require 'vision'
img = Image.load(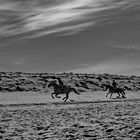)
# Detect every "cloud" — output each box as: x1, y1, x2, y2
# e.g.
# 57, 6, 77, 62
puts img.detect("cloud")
9, 58, 26, 66
0, 0, 140, 39
110, 44, 140, 51
23, 22, 94, 38
67, 54, 140, 76
11, 61, 24, 66
68, 62, 140, 76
